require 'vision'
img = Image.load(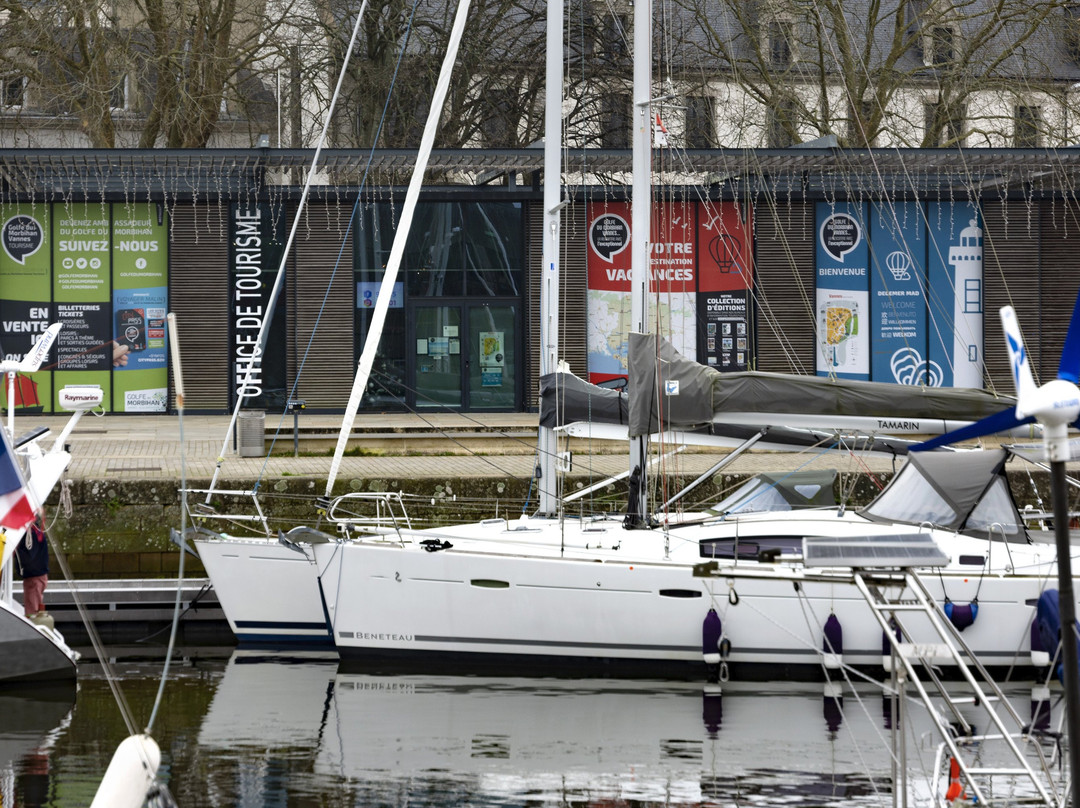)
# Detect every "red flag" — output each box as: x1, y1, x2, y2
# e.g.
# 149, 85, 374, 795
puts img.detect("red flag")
0, 428, 34, 531
654, 112, 670, 147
